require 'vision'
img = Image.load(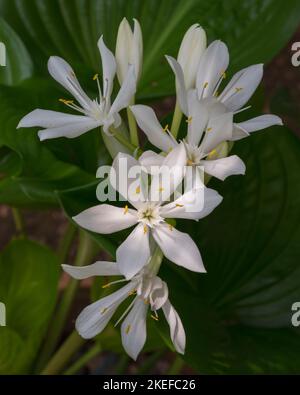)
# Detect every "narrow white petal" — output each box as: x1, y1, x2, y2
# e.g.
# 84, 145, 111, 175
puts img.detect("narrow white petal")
133, 18, 143, 81
139, 150, 165, 174
130, 104, 176, 152
110, 65, 136, 115
47, 56, 92, 110
73, 204, 138, 234
161, 186, 222, 220
76, 282, 134, 339
62, 261, 121, 279
149, 278, 169, 310
121, 298, 148, 360
201, 155, 246, 180
115, 18, 132, 84
152, 223, 205, 273
200, 112, 233, 154
162, 300, 186, 354
165, 55, 188, 115
219, 64, 263, 111
38, 118, 101, 141
117, 223, 151, 279
186, 90, 209, 146
17, 109, 91, 129
234, 114, 283, 135
196, 40, 229, 99
98, 36, 117, 101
